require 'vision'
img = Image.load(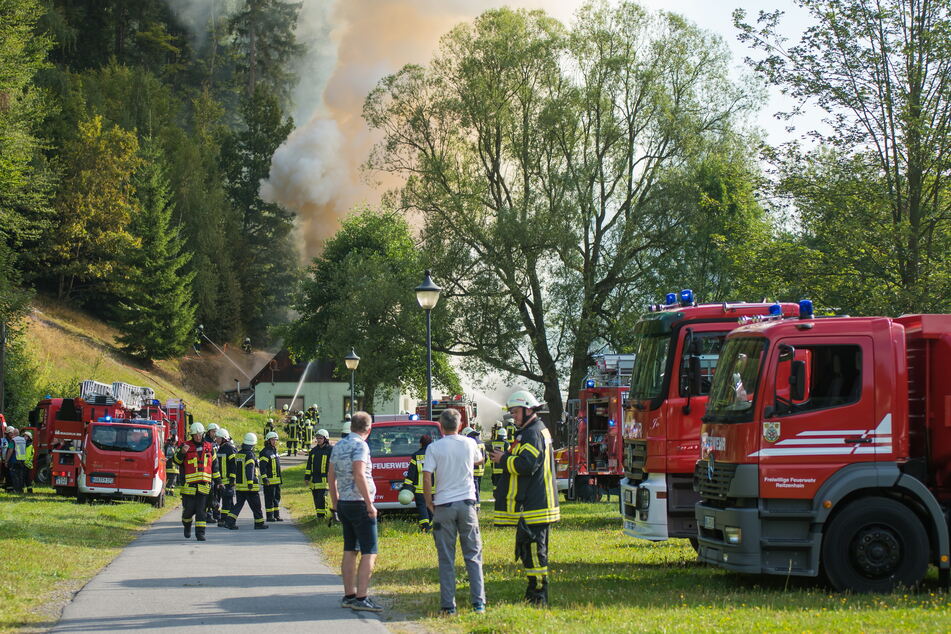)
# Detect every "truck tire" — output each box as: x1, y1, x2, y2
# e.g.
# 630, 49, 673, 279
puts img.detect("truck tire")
151, 492, 165, 508
36, 456, 51, 485
821, 497, 928, 593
